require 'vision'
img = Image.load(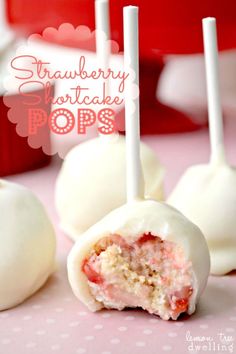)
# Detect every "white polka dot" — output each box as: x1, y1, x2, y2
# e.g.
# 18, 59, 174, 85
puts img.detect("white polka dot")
162, 345, 172, 351
55, 308, 64, 313
101, 313, 111, 318
12, 327, 22, 332
51, 344, 60, 351
26, 342, 36, 348
46, 318, 55, 324
64, 297, 72, 302
85, 336, 94, 341
136, 341, 146, 347
77, 349, 86, 354
36, 330, 46, 336
230, 316, 236, 321
110, 338, 120, 344
168, 332, 177, 338
204, 315, 213, 320
225, 328, 235, 333
32, 304, 42, 310
118, 326, 127, 332
199, 324, 209, 329
149, 318, 158, 324
143, 329, 153, 335
1, 338, 11, 345
174, 322, 184, 327
69, 321, 80, 327
61, 333, 70, 339
23, 315, 32, 321
94, 324, 103, 330
78, 311, 87, 316
216, 281, 224, 287
125, 316, 134, 321
0, 313, 9, 319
